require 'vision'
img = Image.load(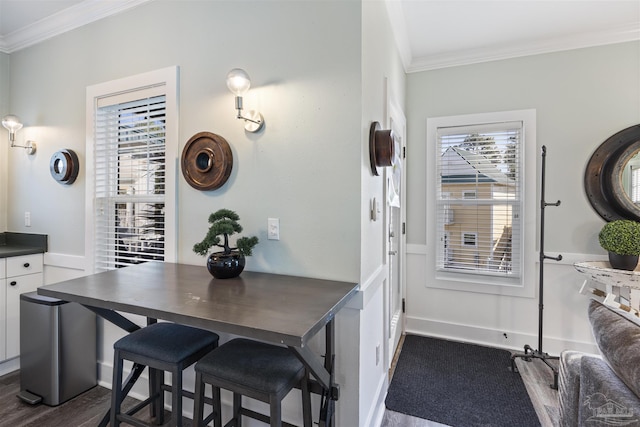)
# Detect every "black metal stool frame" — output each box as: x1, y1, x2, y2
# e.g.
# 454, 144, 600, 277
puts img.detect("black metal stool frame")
111, 339, 216, 427
84, 297, 342, 427
89, 311, 219, 427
